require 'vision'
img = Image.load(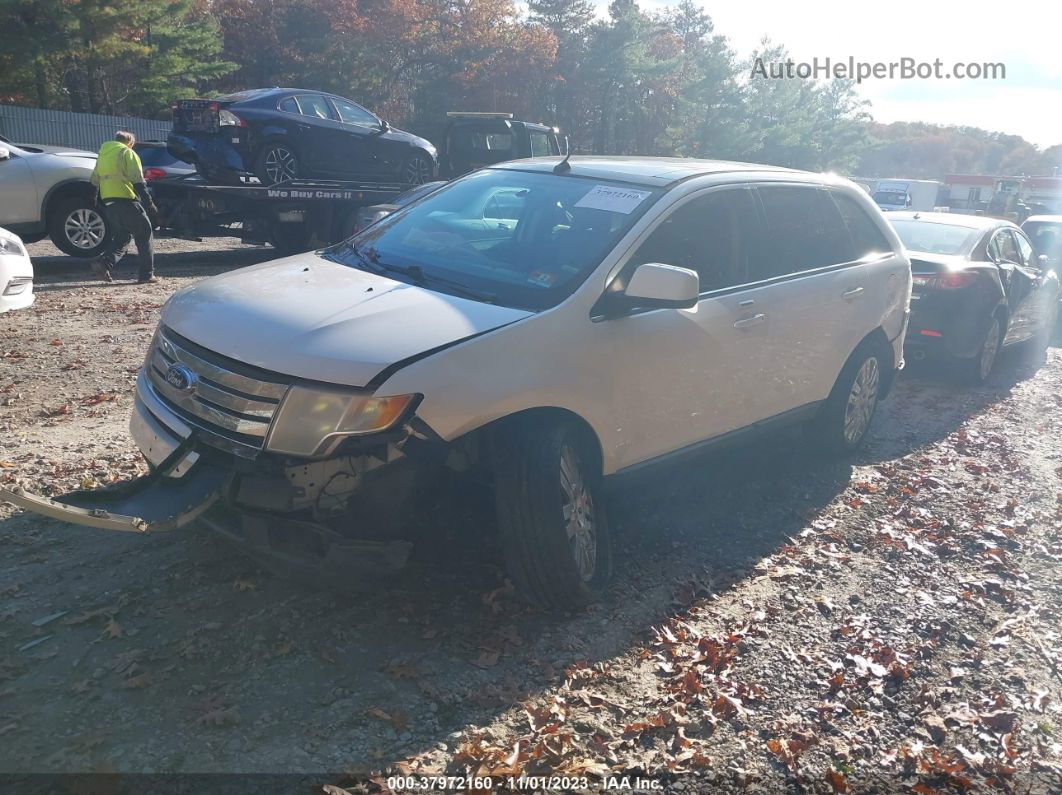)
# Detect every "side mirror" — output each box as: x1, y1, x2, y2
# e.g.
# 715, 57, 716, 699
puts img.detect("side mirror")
0, 146, 9, 161
1040, 254, 1051, 267
375, 119, 390, 135
617, 263, 699, 312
